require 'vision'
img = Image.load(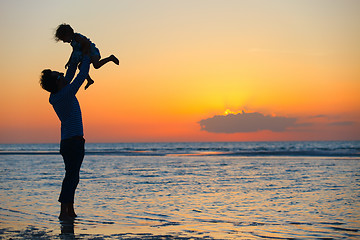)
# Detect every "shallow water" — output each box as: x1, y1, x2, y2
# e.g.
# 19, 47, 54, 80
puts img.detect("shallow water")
1, 142, 360, 239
